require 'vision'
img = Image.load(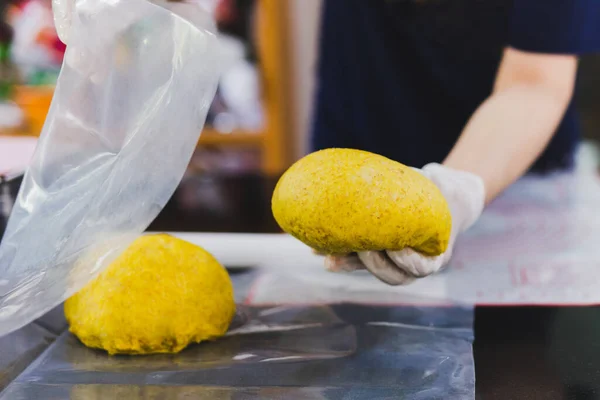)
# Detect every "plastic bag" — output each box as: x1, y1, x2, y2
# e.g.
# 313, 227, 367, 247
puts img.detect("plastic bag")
0, 0, 220, 337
